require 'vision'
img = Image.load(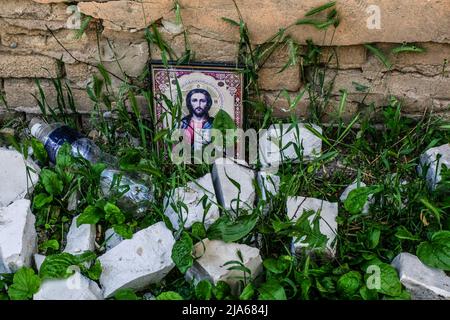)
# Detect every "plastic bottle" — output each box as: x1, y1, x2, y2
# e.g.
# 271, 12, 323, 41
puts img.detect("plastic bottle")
29, 118, 153, 214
